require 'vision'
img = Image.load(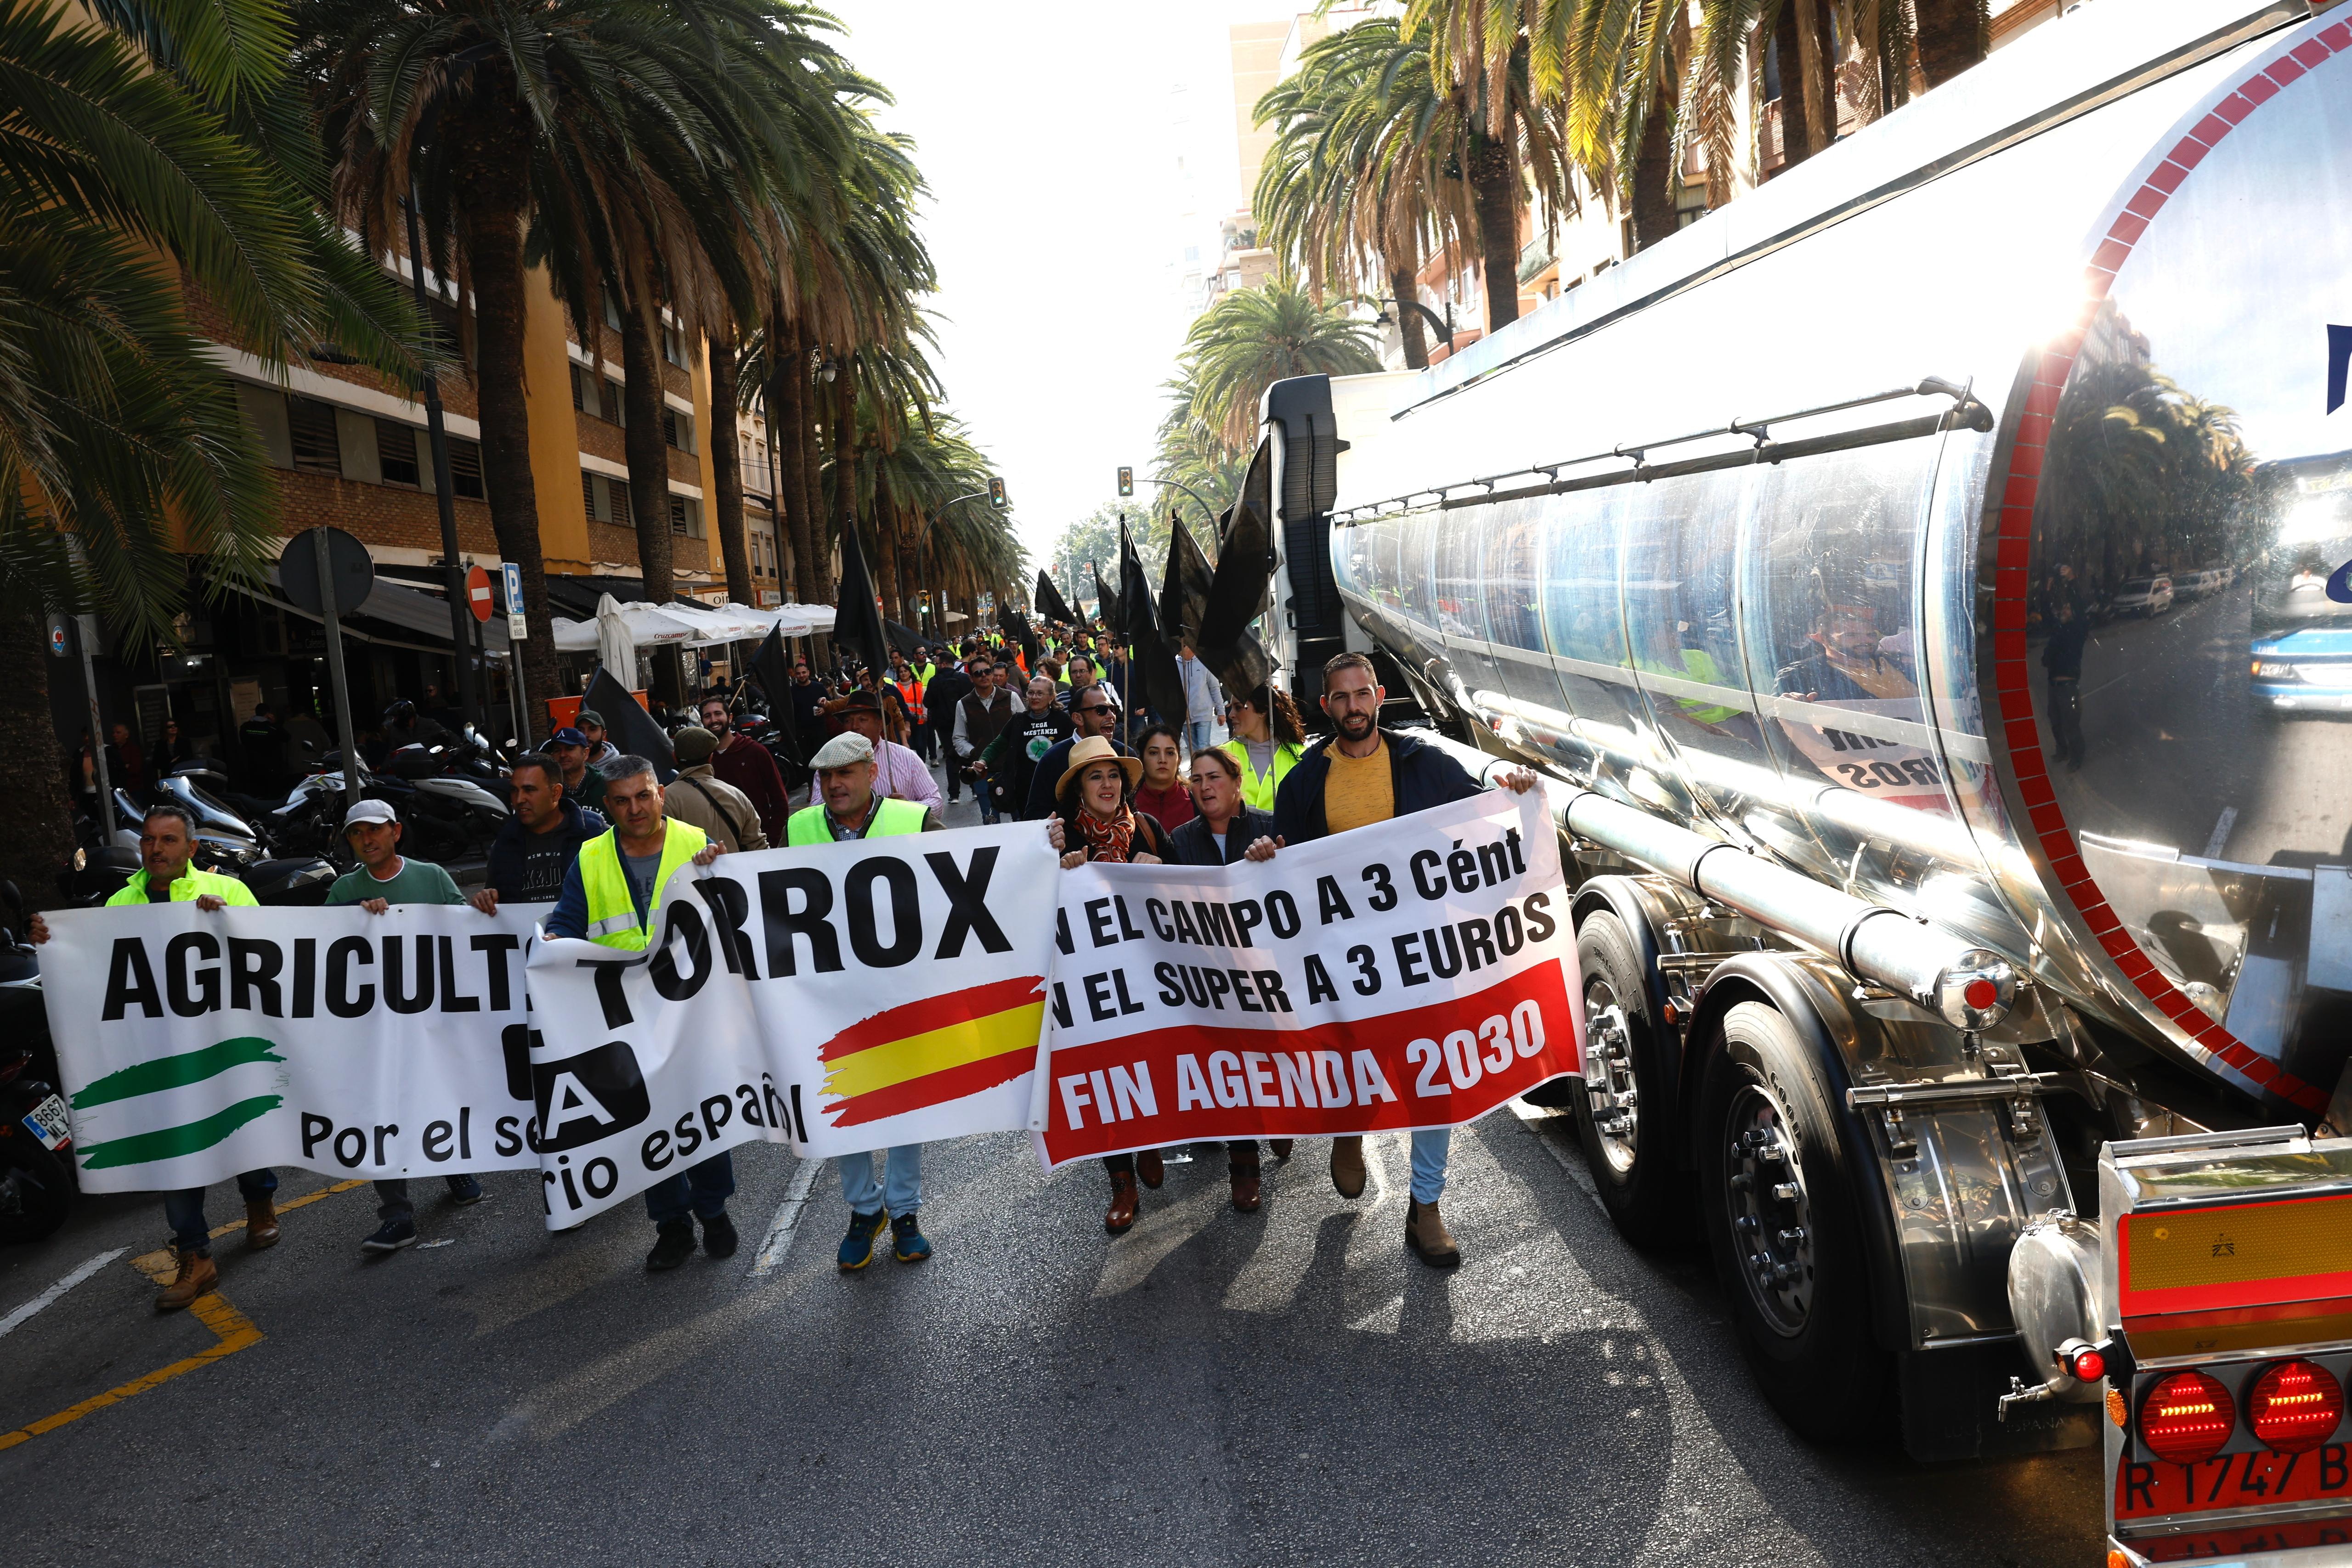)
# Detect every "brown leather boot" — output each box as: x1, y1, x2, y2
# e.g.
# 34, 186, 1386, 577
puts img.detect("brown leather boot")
1329, 1136, 1367, 1199
1229, 1159, 1262, 1213
157, 1250, 218, 1311
1267, 1139, 1294, 1161
1105, 1171, 1139, 1234
1136, 1149, 1165, 1189
245, 1197, 280, 1250
1405, 1199, 1461, 1268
